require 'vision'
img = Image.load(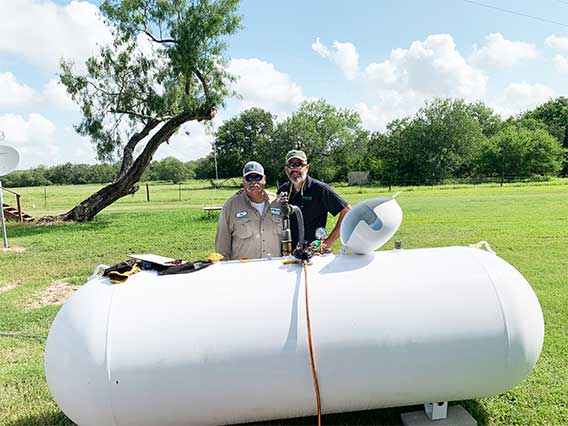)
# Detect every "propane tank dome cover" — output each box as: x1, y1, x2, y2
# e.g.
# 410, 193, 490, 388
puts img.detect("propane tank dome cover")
340, 197, 402, 254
